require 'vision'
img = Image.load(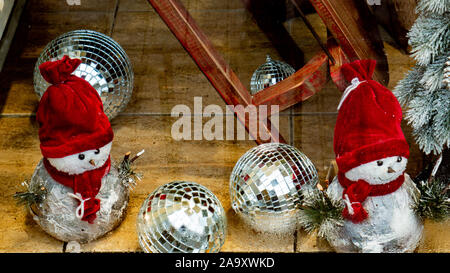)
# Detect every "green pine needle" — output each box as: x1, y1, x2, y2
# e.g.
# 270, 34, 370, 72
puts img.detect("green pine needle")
414, 178, 449, 221
13, 180, 47, 207
298, 186, 345, 239
117, 157, 142, 190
